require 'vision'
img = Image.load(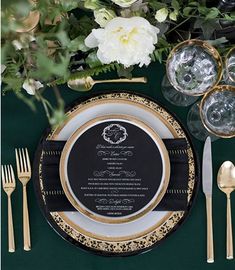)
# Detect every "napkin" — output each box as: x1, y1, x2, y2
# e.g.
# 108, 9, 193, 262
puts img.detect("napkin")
41, 138, 189, 212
